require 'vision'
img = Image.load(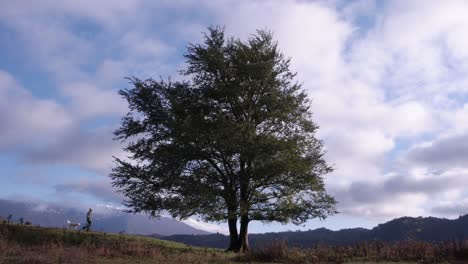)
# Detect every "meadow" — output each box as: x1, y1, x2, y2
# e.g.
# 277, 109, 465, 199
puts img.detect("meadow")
1, 222, 468, 263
